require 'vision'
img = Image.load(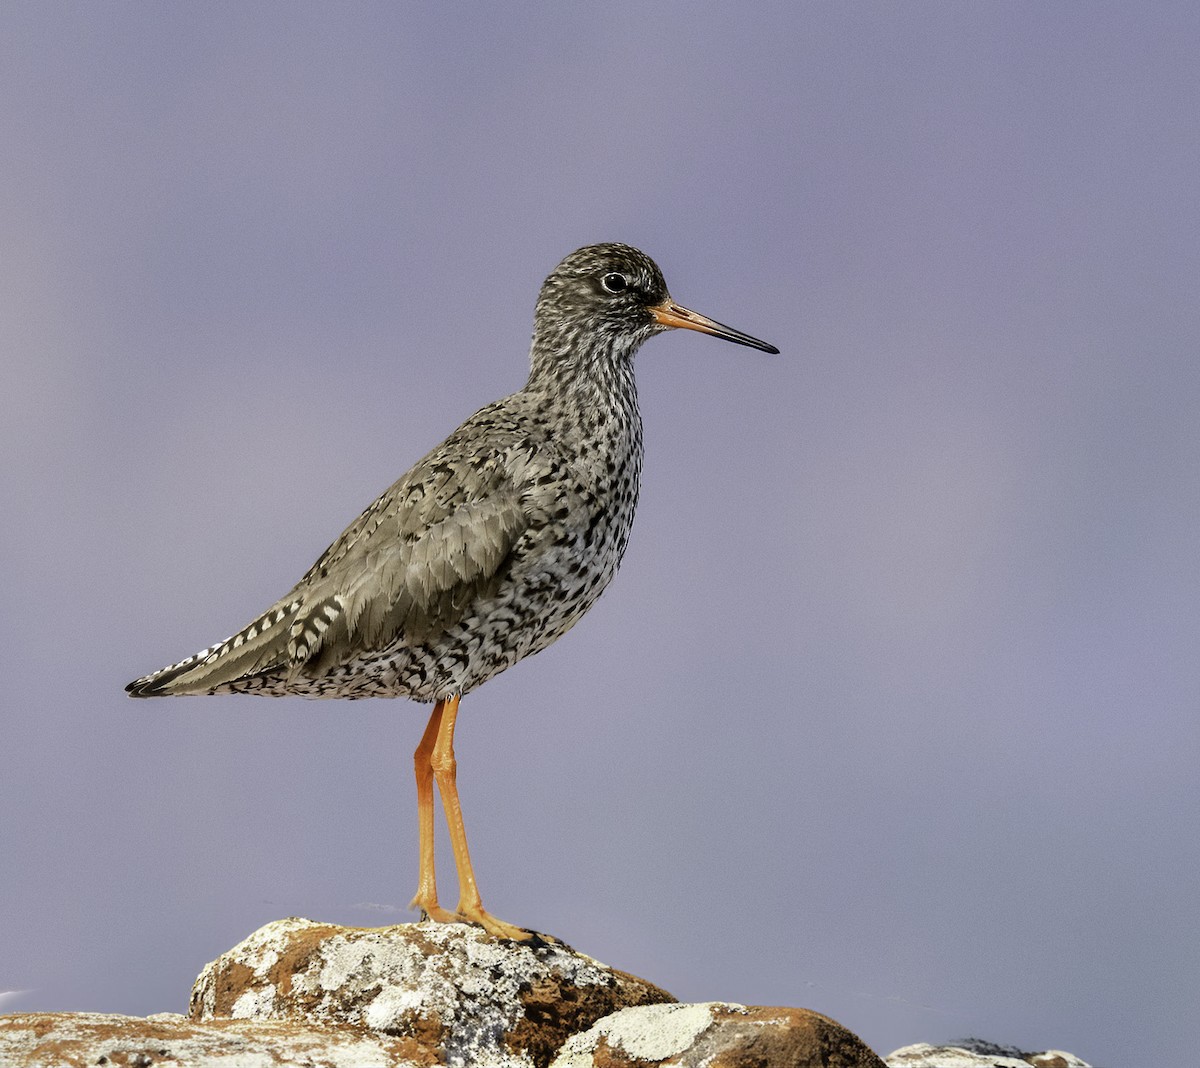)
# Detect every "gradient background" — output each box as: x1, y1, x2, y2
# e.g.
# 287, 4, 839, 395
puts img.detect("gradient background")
2, 5, 1197, 1065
